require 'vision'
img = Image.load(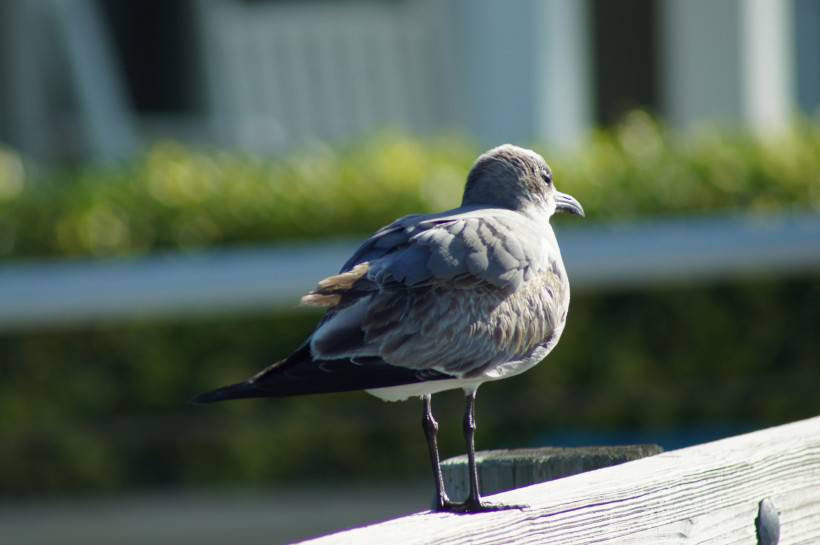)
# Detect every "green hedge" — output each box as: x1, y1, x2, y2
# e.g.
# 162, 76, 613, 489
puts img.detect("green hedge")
2, 280, 818, 495
1, 114, 819, 495
2, 112, 819, 260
